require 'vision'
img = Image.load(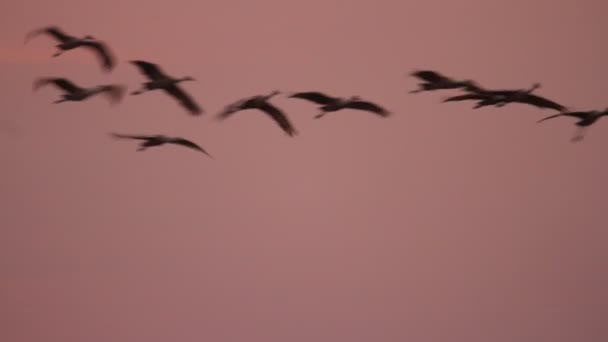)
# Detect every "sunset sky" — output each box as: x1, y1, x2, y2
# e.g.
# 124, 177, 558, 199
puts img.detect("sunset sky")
1, 1, 607, 342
